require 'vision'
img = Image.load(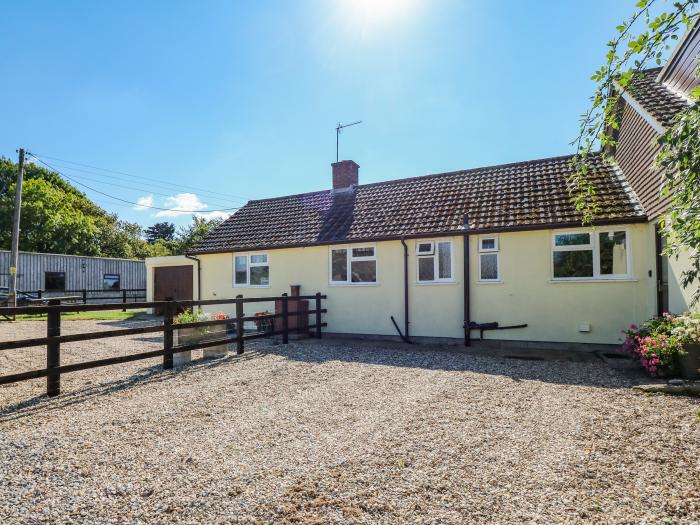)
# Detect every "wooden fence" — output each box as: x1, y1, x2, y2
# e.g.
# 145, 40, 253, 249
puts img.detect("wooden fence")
0, 293, 327, 397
